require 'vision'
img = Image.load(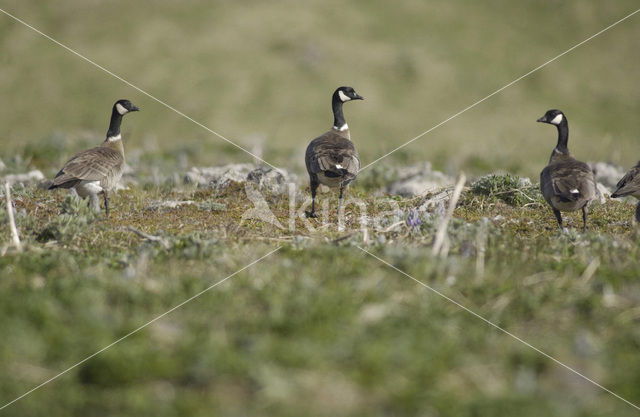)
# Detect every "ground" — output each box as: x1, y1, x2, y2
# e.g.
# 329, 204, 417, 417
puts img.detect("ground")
1, 174, 640, 416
